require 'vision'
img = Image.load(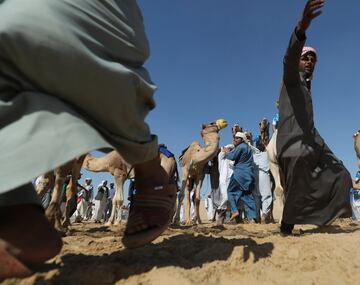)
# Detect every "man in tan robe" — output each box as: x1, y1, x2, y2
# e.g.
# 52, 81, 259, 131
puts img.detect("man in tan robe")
0, 0, 175, 278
